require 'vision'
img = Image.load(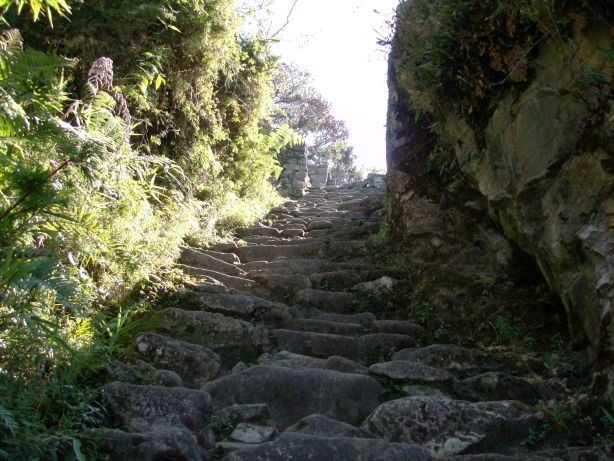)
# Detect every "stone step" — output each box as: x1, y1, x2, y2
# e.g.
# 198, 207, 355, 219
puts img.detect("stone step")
203, 365, 383, 428
186, 292, 291, 323
153, 308, 256, 352
235, 226, 282, 238
226, 433, 432, 461
177, 265, 255, 291
98, 428, 204, 461
269, 329, 416, 363
180, 246, 240, 265
365, 396, 542, 458
135, 332, 221, 386
296, 289, 354, 313
103, 382, 212, 432
235, 241, 323, 262
179, 250, 245, 276
258, 351, 369, 375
